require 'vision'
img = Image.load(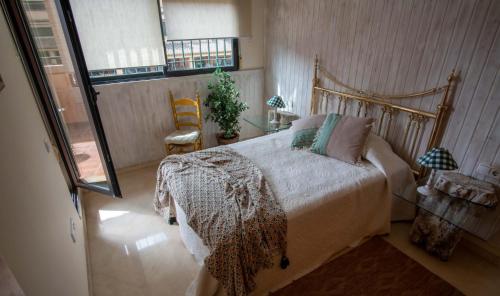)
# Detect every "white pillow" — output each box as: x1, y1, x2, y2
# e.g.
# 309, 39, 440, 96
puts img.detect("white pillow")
362, 132, 393, 159
362, 133, 417, 221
